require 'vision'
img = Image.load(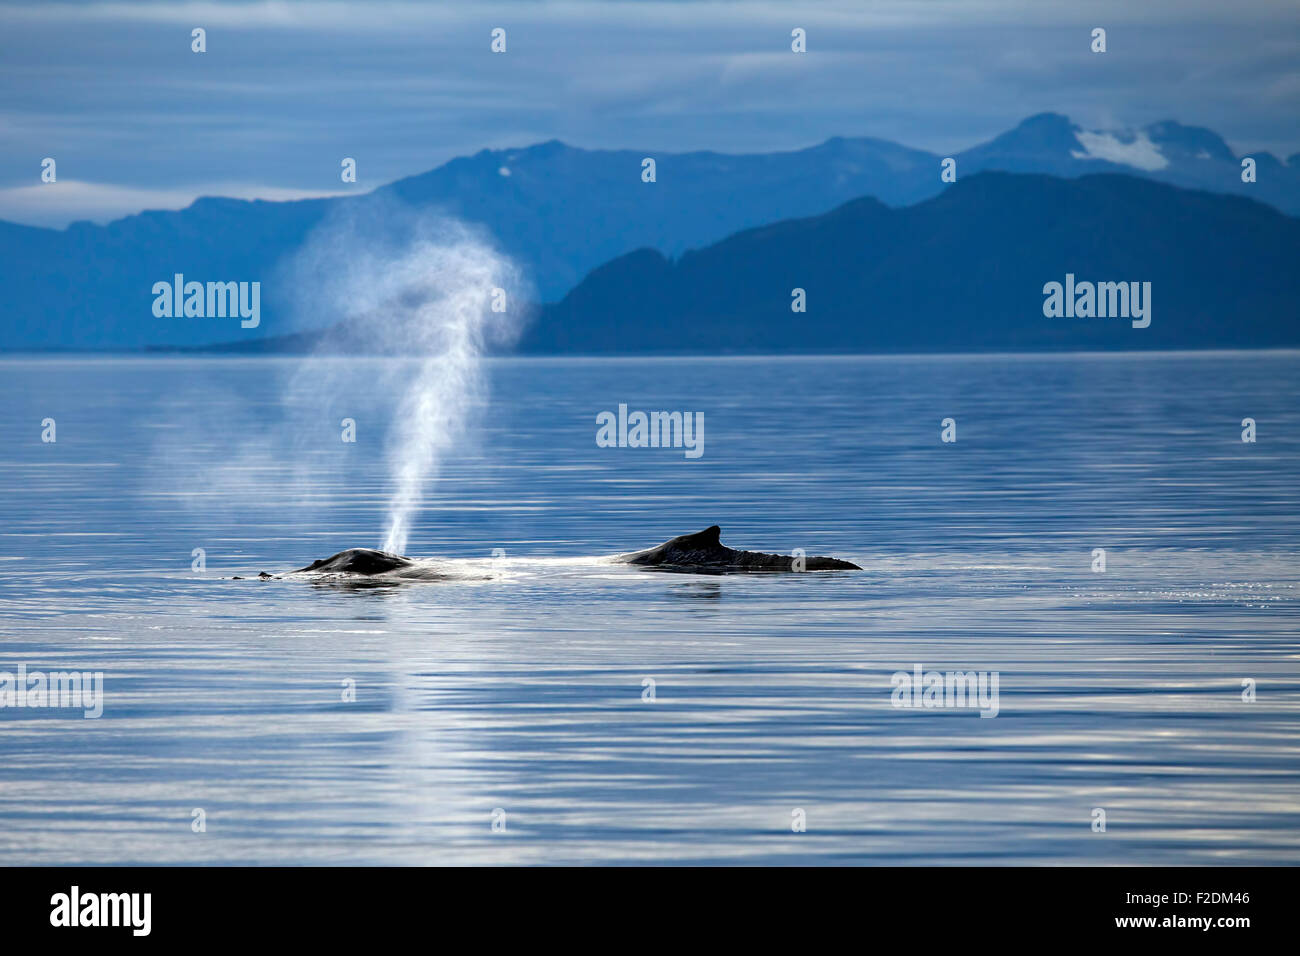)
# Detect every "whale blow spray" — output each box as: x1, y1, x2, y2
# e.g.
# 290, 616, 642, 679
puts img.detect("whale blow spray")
289, 203, 526, 555
376, 237, 513, 554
